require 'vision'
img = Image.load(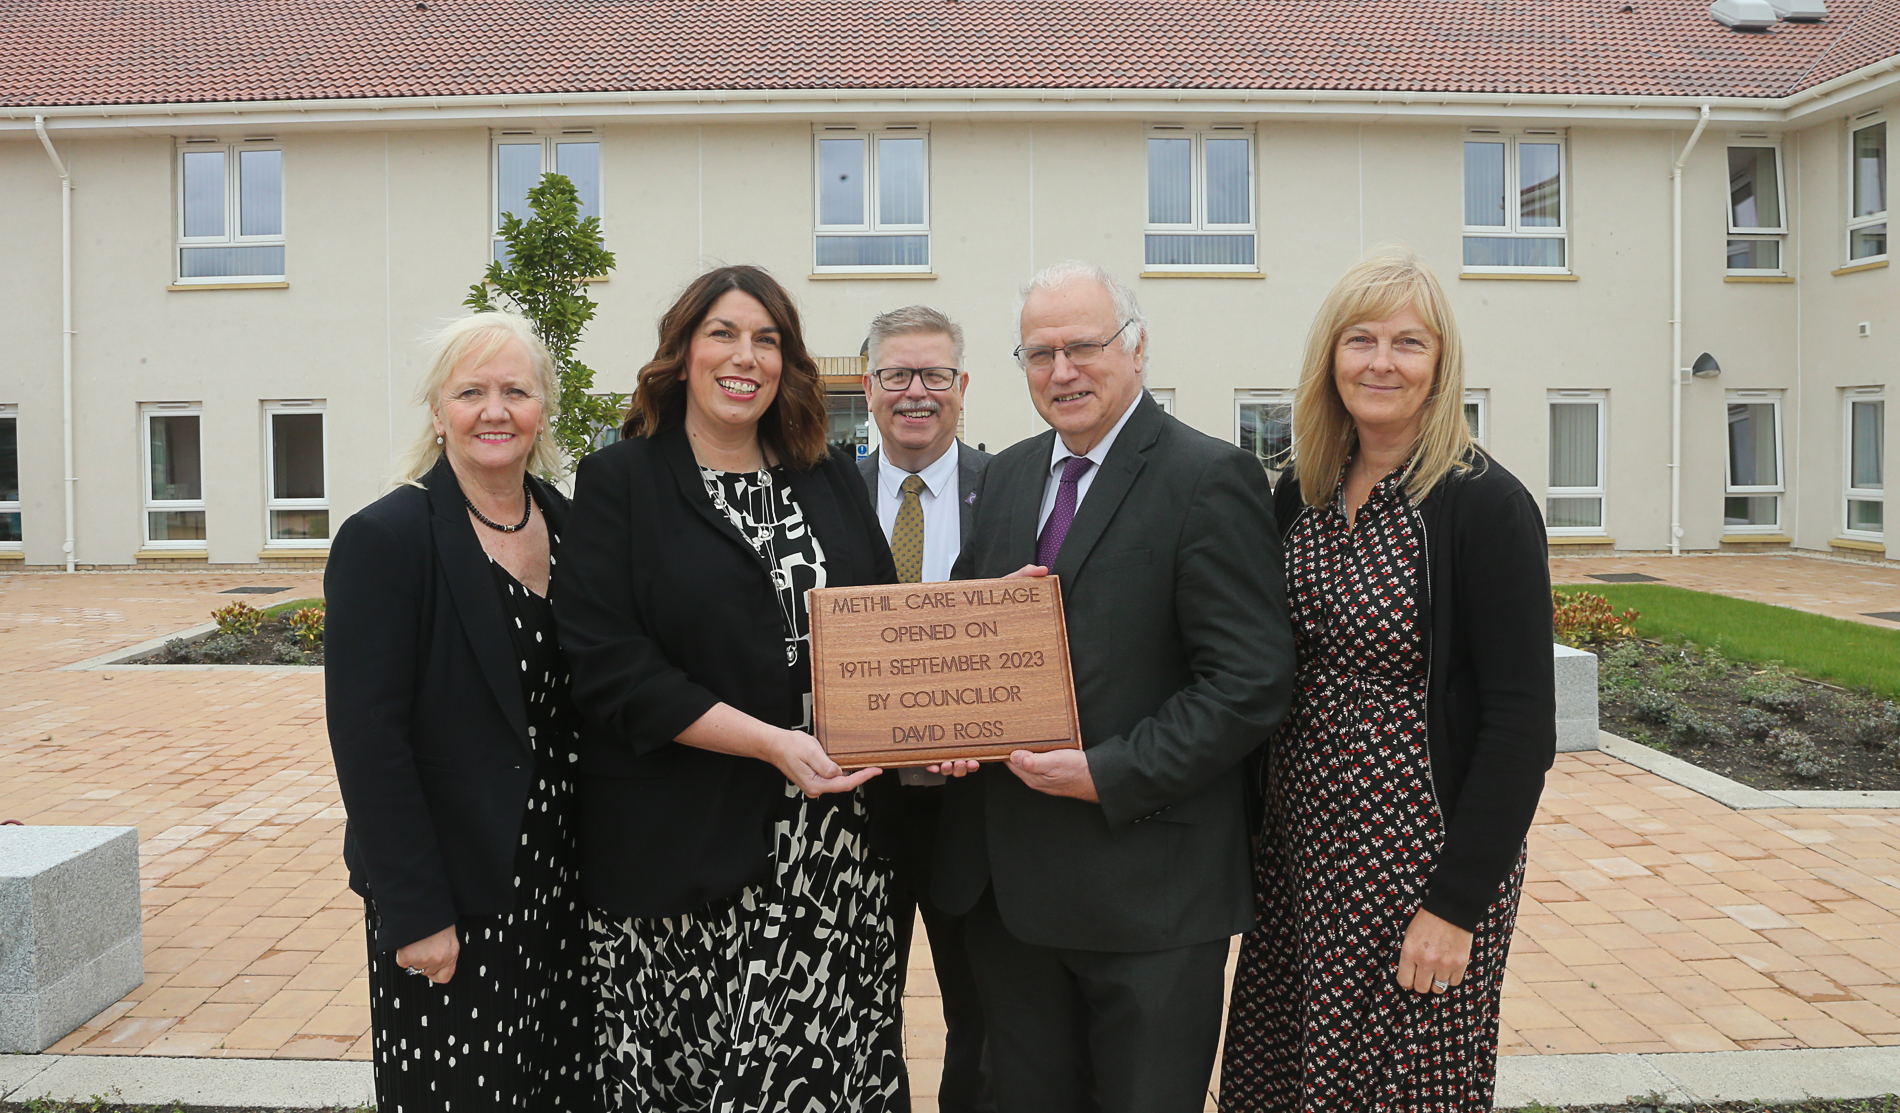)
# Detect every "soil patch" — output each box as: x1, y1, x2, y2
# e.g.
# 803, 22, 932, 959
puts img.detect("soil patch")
129, 614, 324, 667
1596, 639, 1900, 792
